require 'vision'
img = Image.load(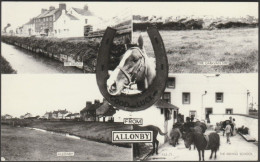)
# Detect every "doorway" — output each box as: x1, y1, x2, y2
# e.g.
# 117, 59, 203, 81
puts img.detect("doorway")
205, 108, 213, 123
